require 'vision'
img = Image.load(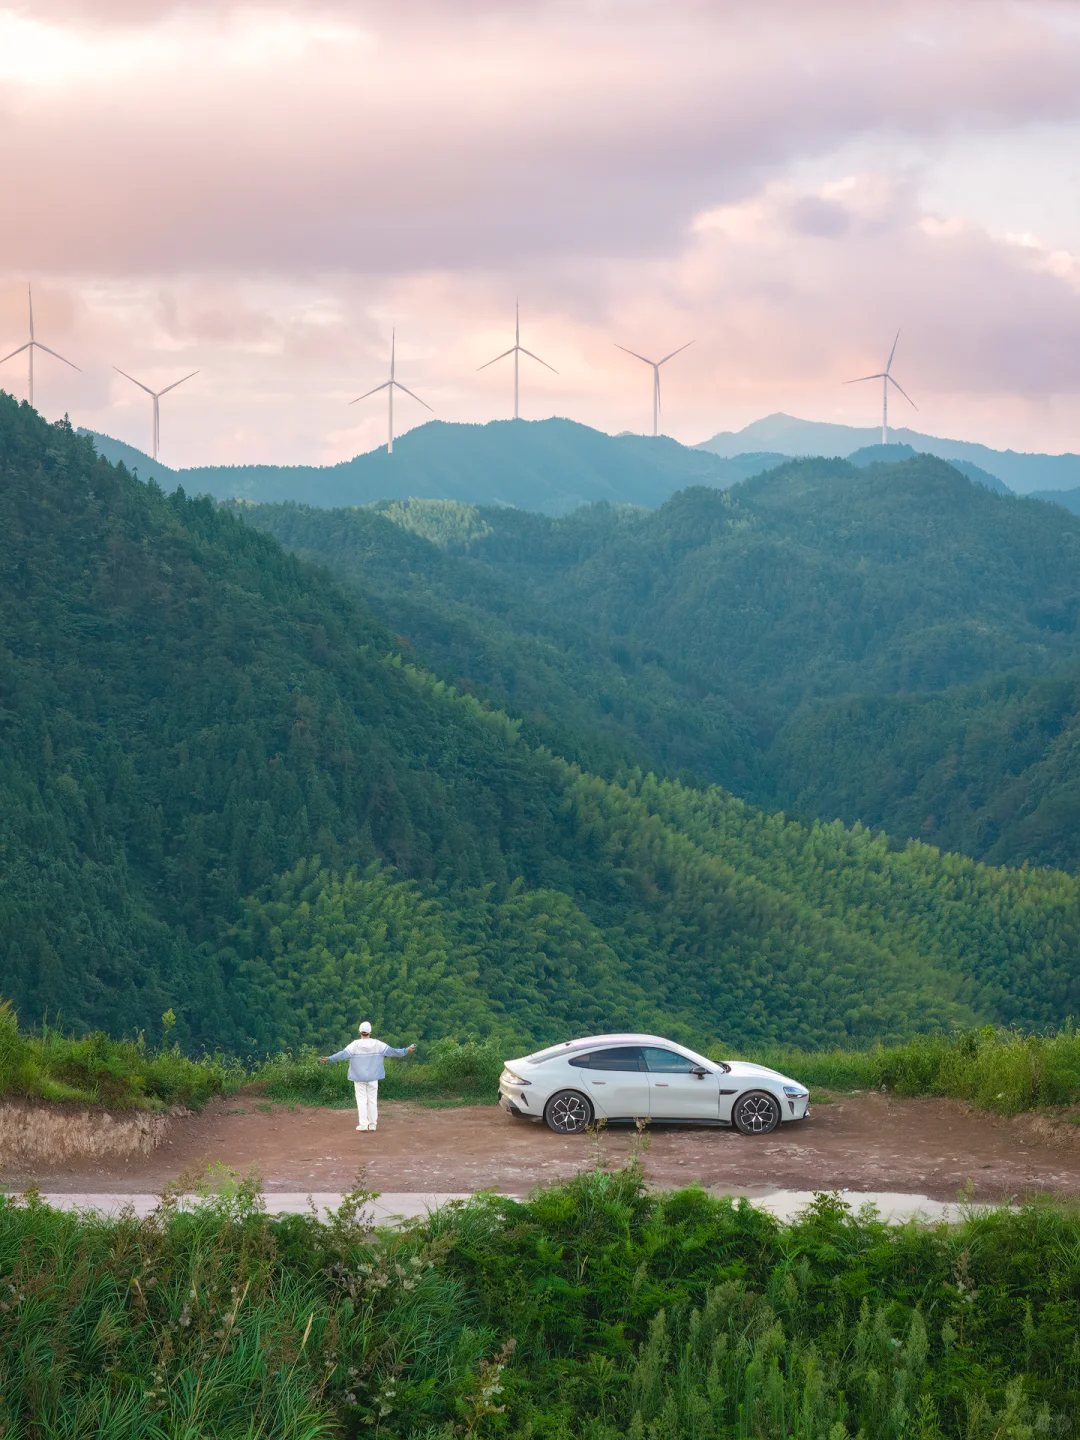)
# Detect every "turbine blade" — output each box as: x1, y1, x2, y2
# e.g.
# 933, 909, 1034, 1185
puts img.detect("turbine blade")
518, 346, 558, 374
28, 284, 34, 340
885, 328, 900, 374
887, 374, 918, 409
349, 381, 391, 404
35, 342, 80, 371
157, 370, 200, 396
476, 347, 516, 372
614, 343, 654, 366
0, 342, 31, 365
844, 373, 886, 385
657, 340, 694, 366
113, 365, 155, 395
391, 380, 434, 411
